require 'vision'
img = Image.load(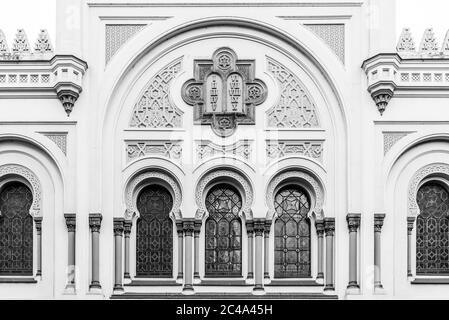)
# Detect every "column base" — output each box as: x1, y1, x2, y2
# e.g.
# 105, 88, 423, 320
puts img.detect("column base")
89, 286, 103, 295
113, 285, 124, 295
252, 285, 265, 295
374, 285, 387, 295
124, 277, 132, 285
182, 285, 195, 295
345, 286, 361, 295
323, 285, 335, 295
264, 273, 270, 279
194, 277, 201, 285
316, 276, 324, 285
247, 272, 254, 279
64, 284, 76, 295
